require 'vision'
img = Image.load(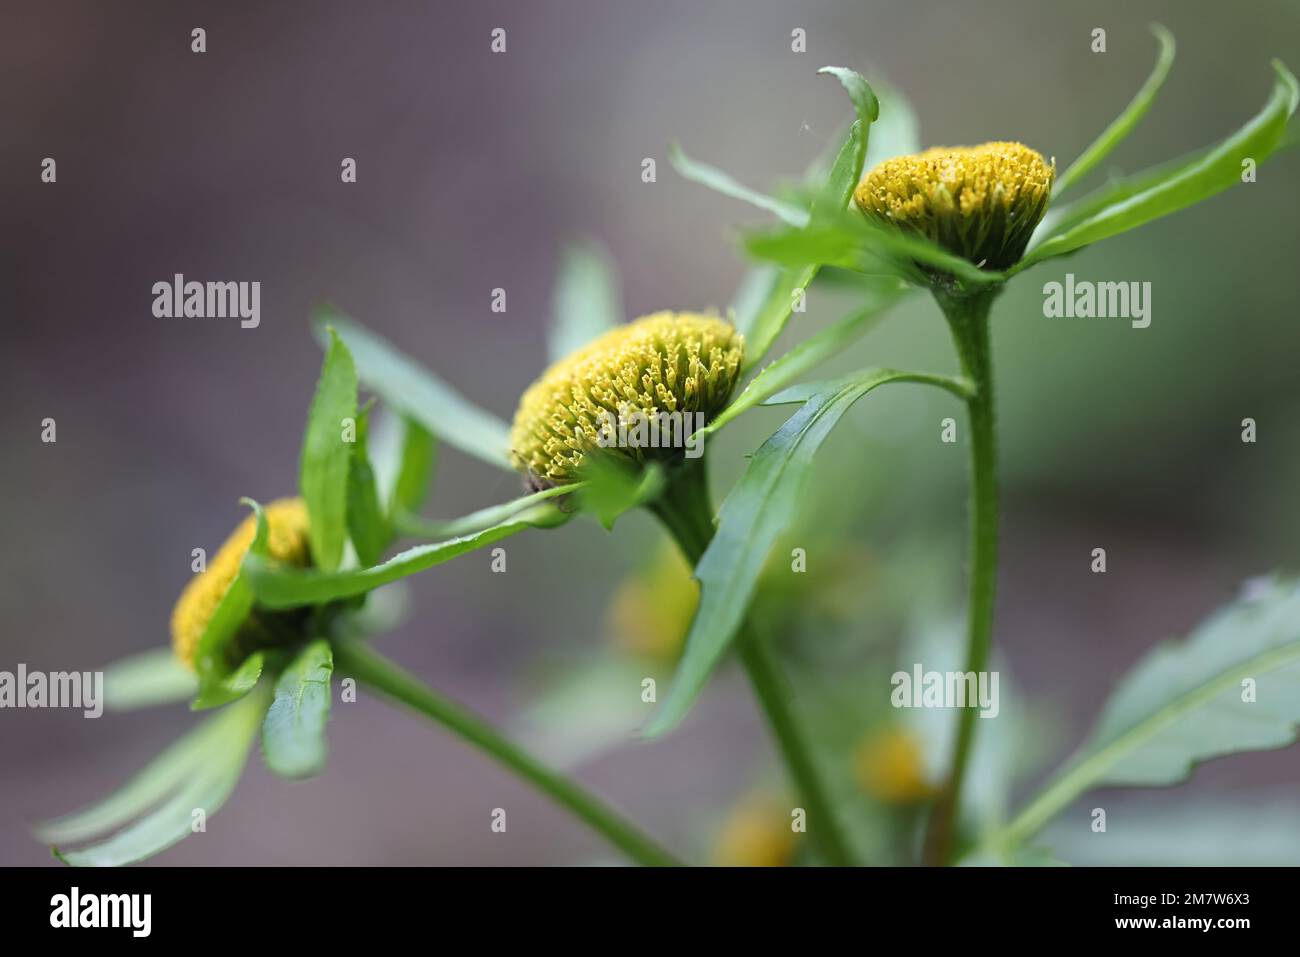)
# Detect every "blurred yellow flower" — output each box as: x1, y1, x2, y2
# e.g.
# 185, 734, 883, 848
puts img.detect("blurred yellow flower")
711, 794, 798, 867
170, 498, 312, 669
607, 541, 698, 662
854, 142, 1054, 271
510, 312, 744, 487
853, 727, 932, 804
